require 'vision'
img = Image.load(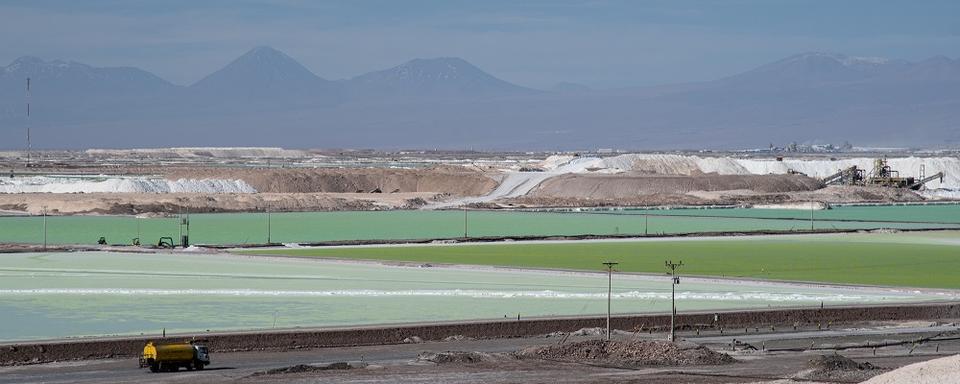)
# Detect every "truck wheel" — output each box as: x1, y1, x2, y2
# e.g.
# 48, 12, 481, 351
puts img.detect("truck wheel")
195, 360, 205, 370
149, 363, 159, 373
